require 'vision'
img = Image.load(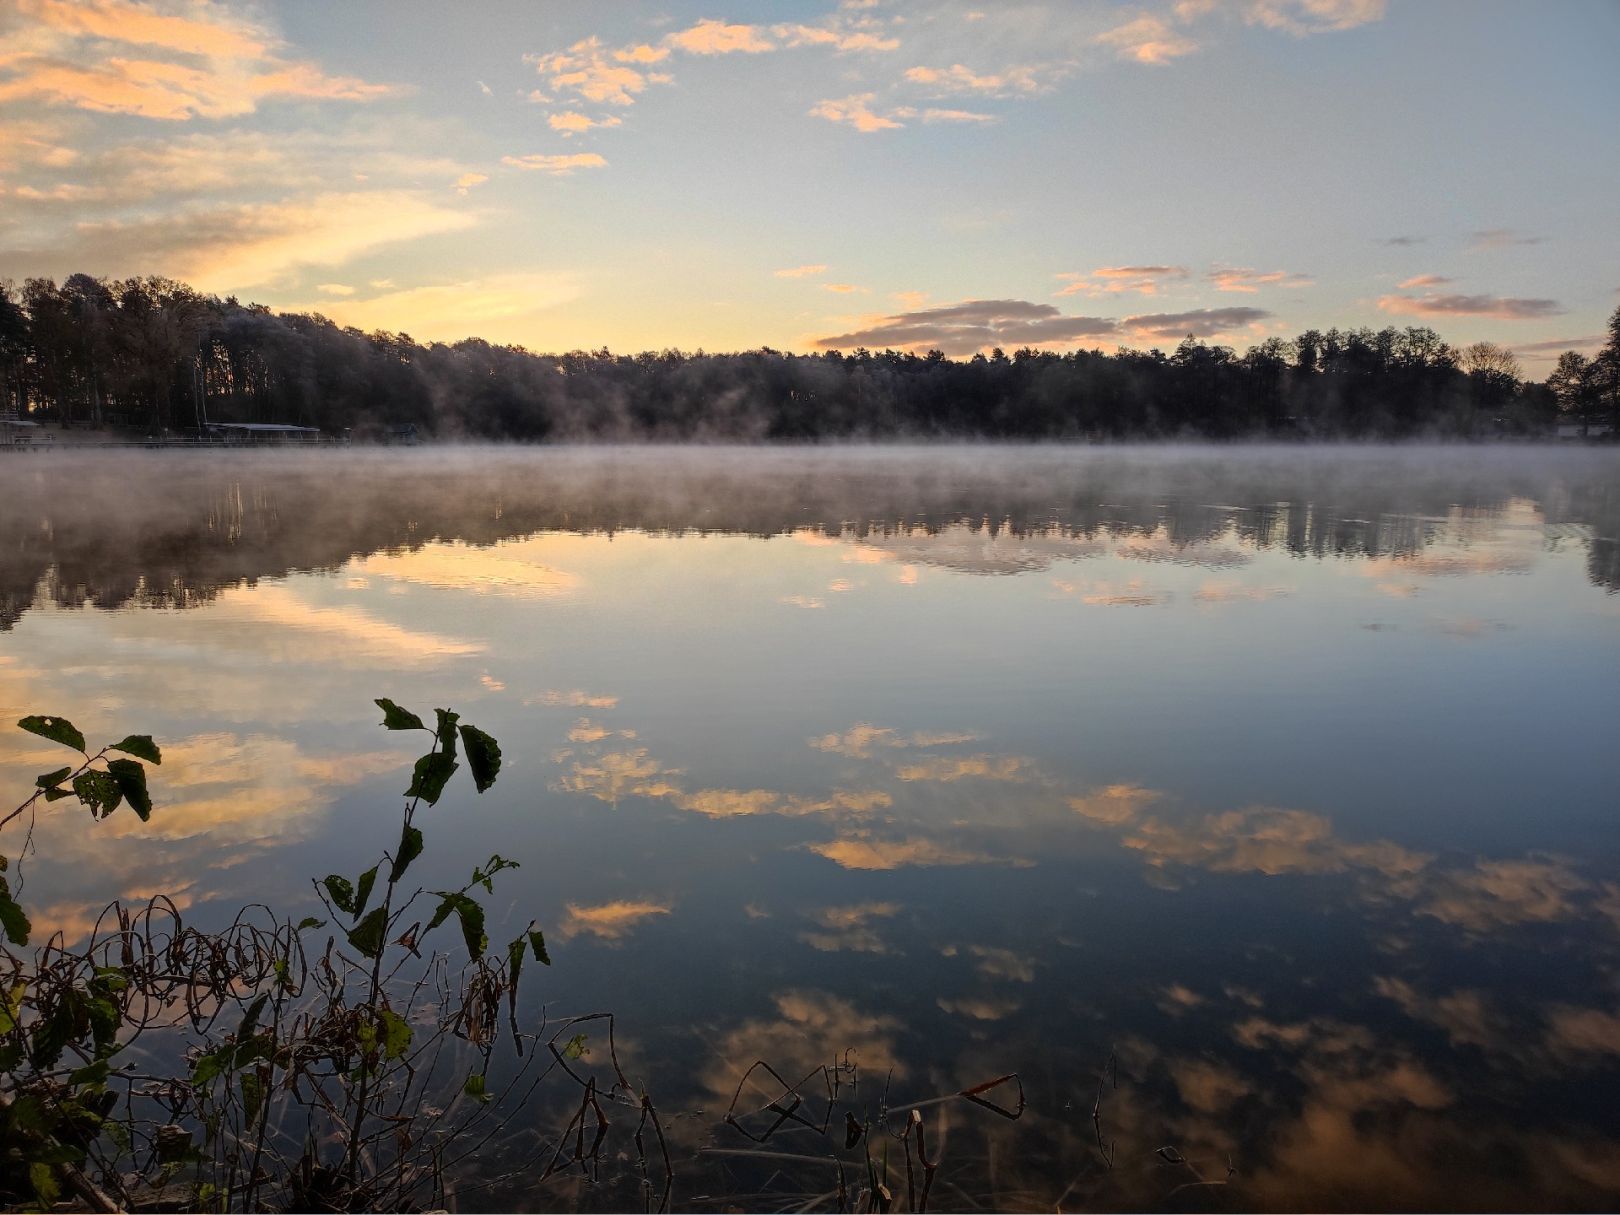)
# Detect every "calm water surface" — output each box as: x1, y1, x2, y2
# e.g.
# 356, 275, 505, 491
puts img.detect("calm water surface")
3, 445, 1619, 1211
